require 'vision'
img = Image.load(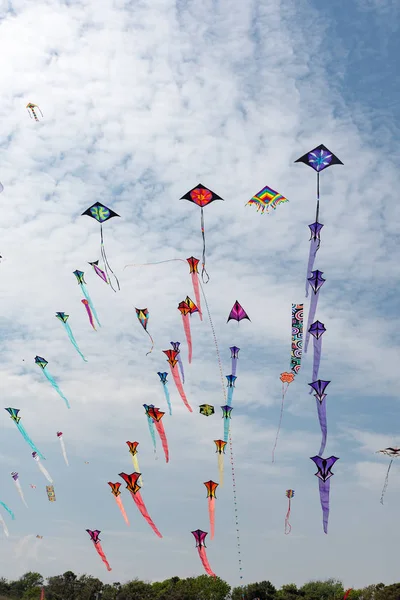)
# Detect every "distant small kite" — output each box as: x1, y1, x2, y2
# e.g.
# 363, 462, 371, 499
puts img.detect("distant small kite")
227, 301, 250, 323
26, 103, 43, 121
